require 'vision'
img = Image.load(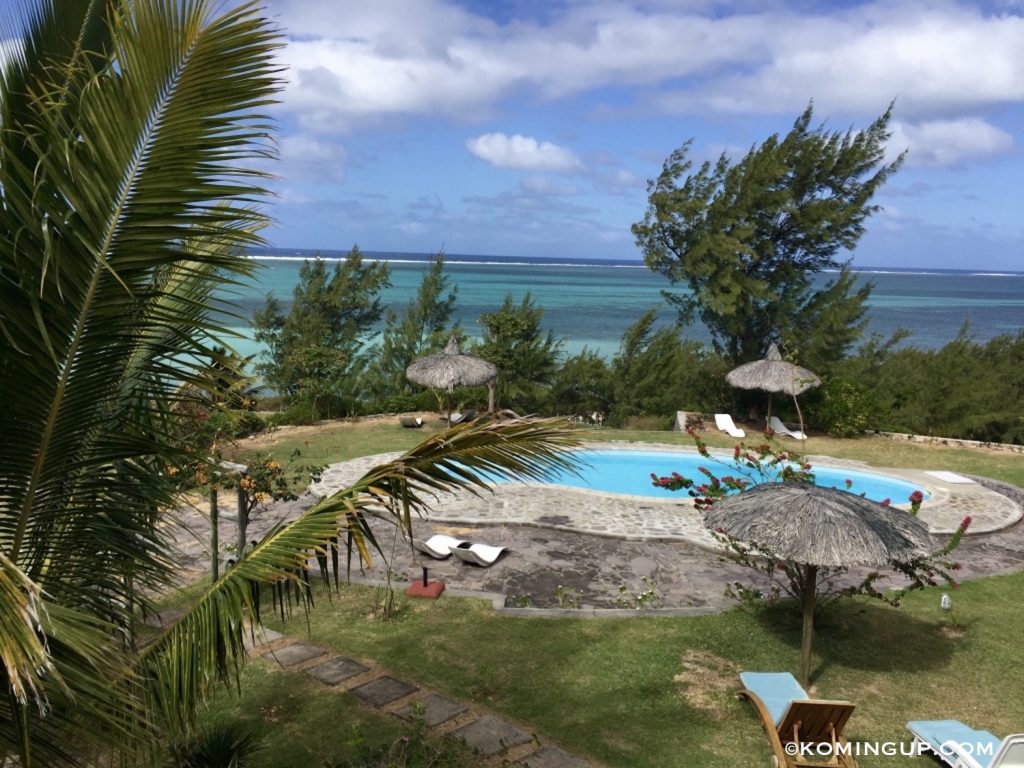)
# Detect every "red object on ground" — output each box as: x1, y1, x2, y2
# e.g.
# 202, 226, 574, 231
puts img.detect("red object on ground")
405, 580, 446, 599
